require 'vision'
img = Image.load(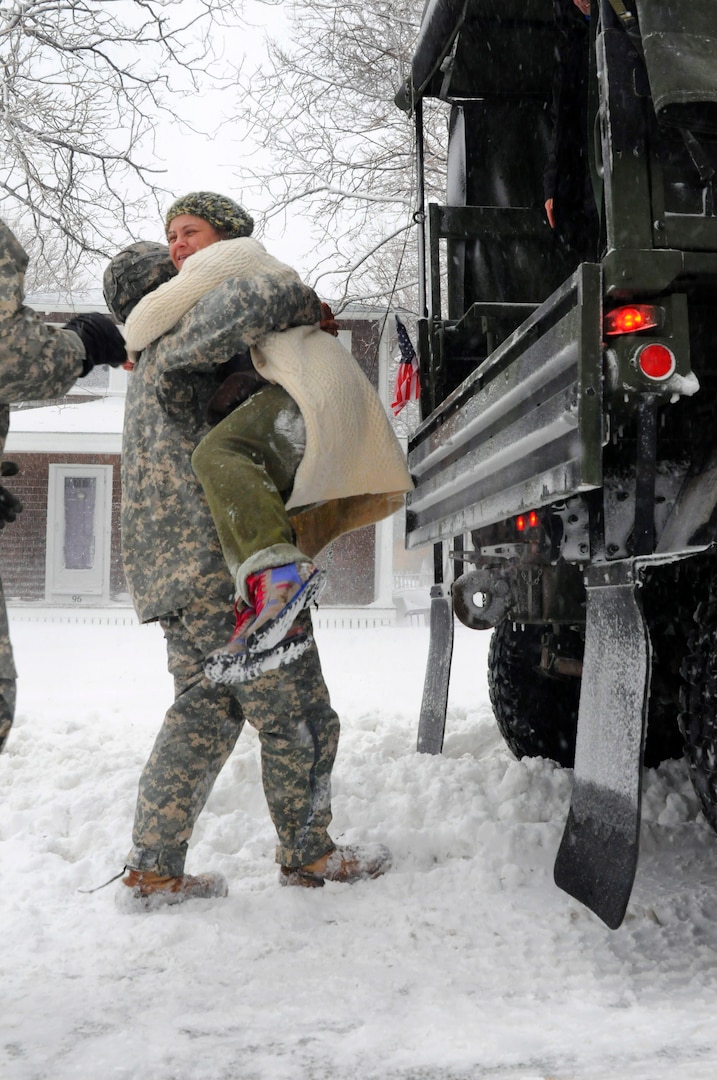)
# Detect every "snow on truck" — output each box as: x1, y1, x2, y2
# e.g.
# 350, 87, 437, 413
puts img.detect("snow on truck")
397, 0, 717, 927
